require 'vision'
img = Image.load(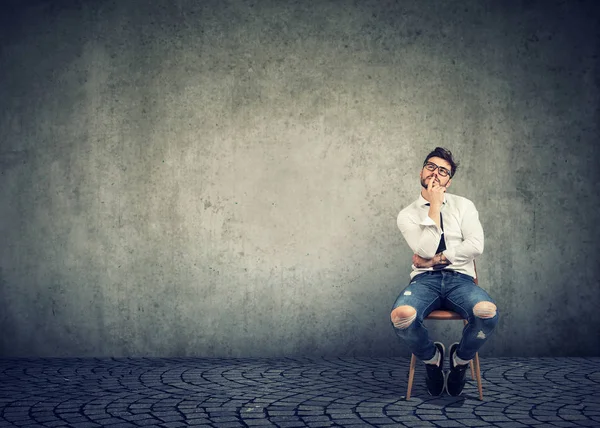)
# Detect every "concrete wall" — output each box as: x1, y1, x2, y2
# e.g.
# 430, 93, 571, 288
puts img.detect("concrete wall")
1, 0, 598, 358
